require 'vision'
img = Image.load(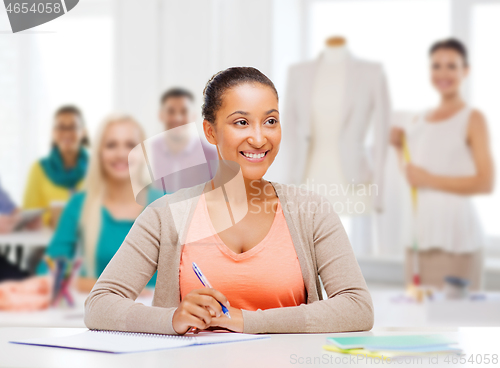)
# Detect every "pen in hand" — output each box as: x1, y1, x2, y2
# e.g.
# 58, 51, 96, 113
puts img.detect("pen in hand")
192, 262, 231, 319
